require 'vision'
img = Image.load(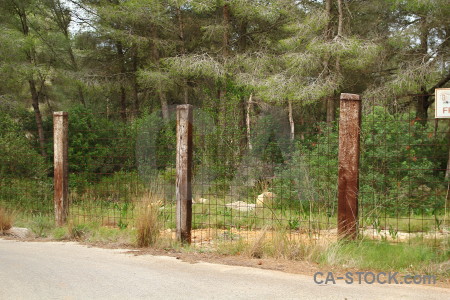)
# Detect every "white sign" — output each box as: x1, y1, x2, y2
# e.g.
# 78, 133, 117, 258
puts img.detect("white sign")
435, 88, 450, 118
